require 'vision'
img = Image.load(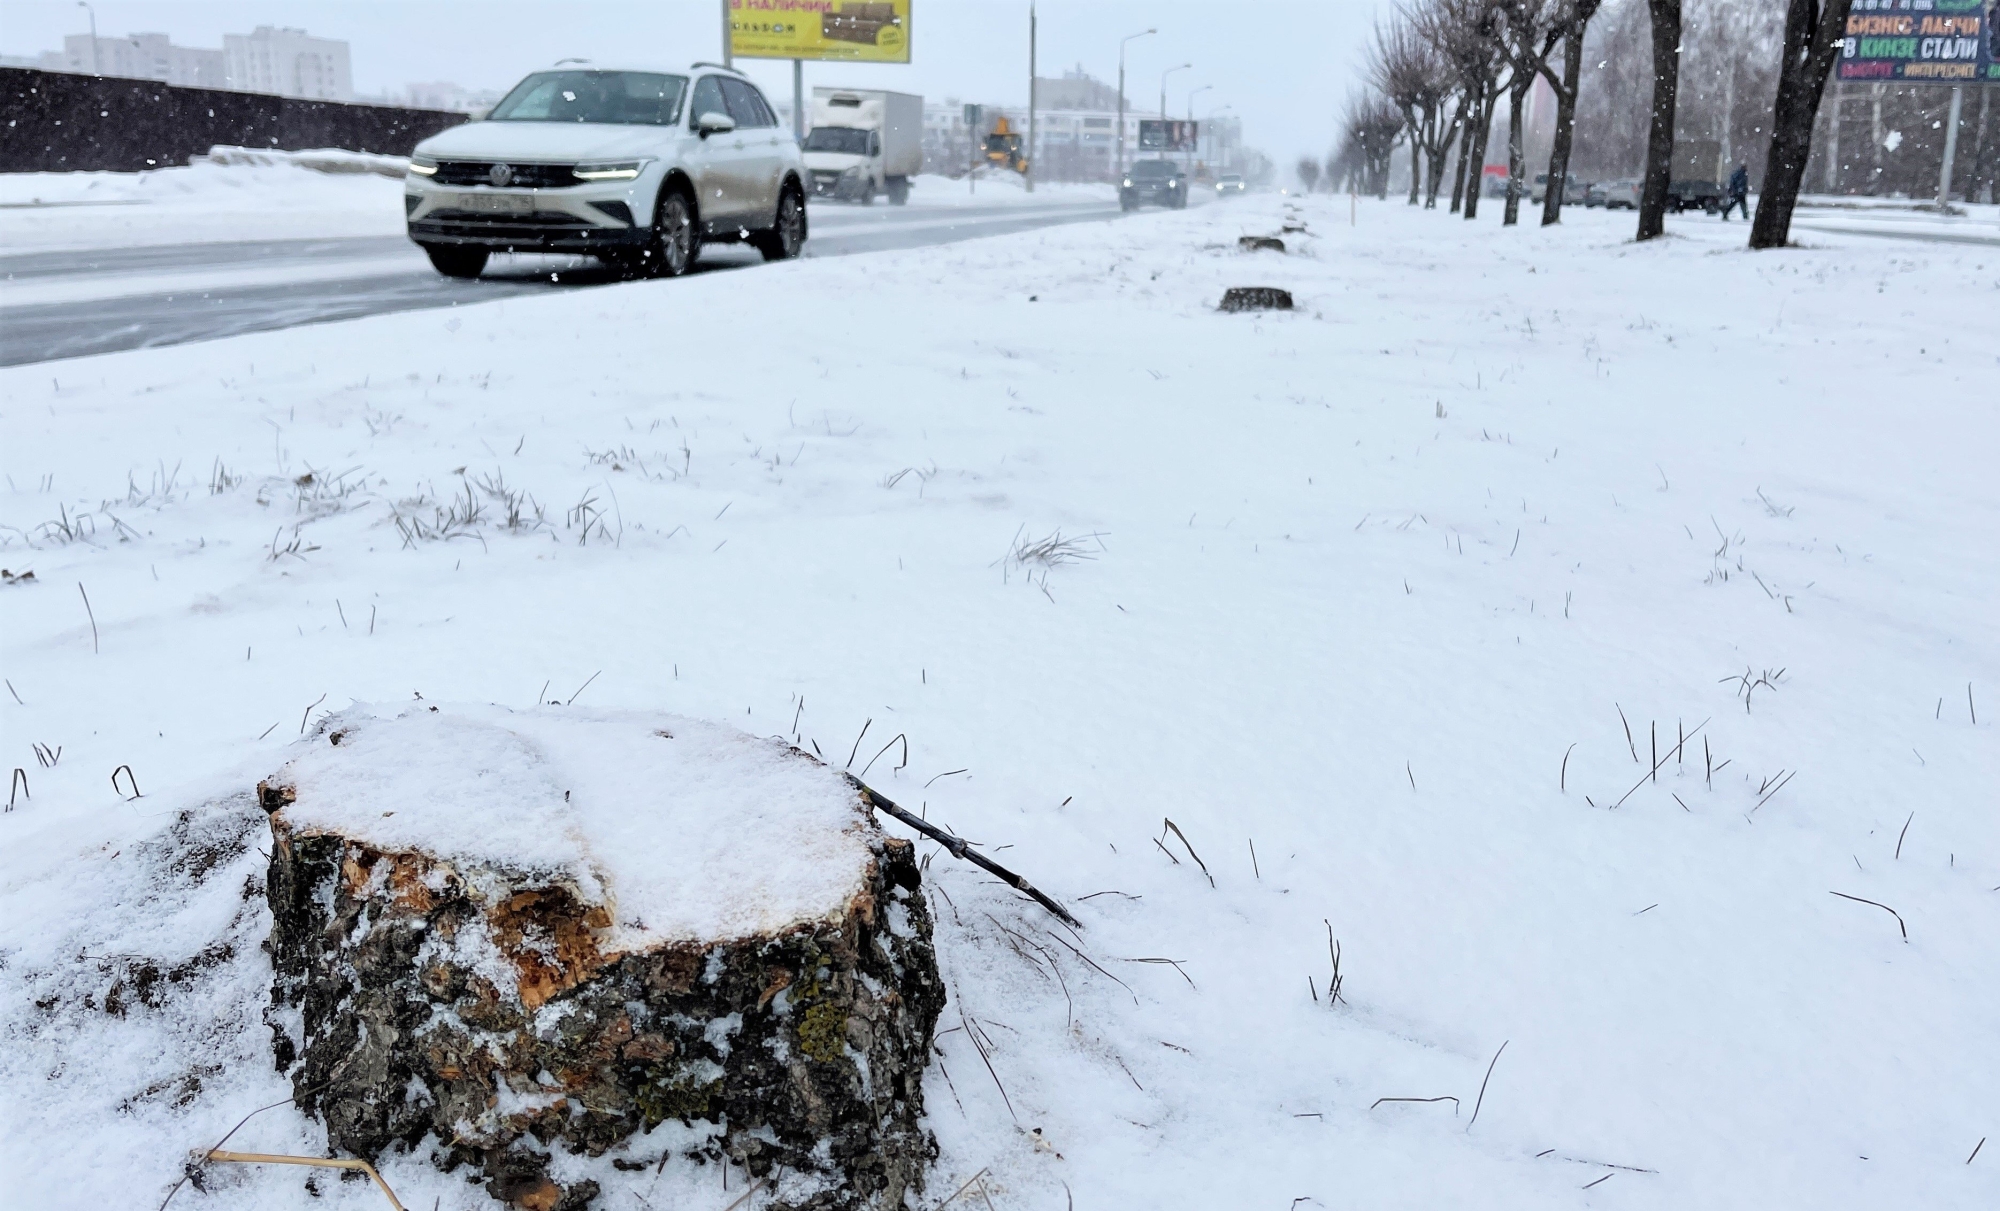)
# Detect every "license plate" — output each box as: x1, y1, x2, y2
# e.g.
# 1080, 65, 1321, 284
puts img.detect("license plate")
457, 193, 534, 214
